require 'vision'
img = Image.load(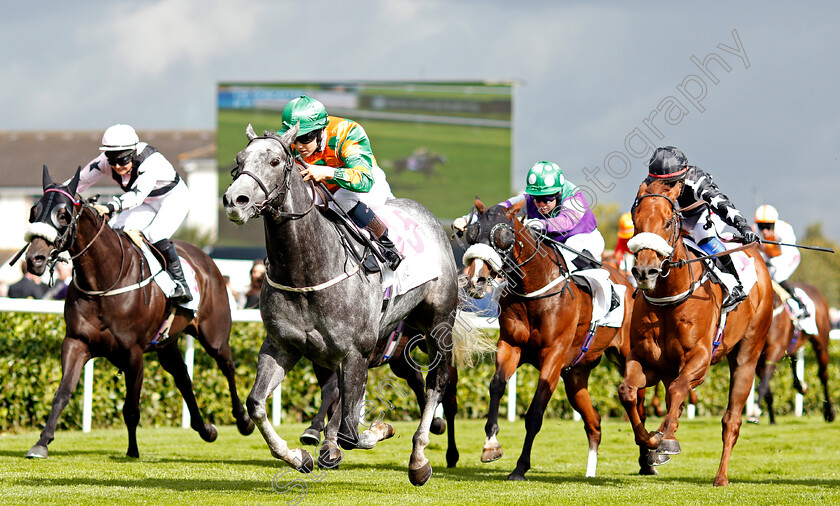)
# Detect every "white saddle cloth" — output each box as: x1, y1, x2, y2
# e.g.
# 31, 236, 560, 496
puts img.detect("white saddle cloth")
376, 206, 442, 297
139, 242, 200, 311
573, 268, 626, 328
